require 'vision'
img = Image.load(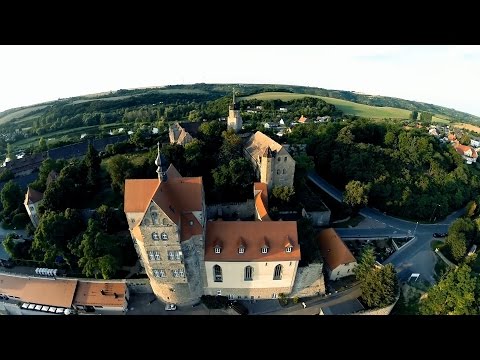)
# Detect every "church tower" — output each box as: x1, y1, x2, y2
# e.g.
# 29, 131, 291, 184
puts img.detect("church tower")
227, 89, 242, 132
